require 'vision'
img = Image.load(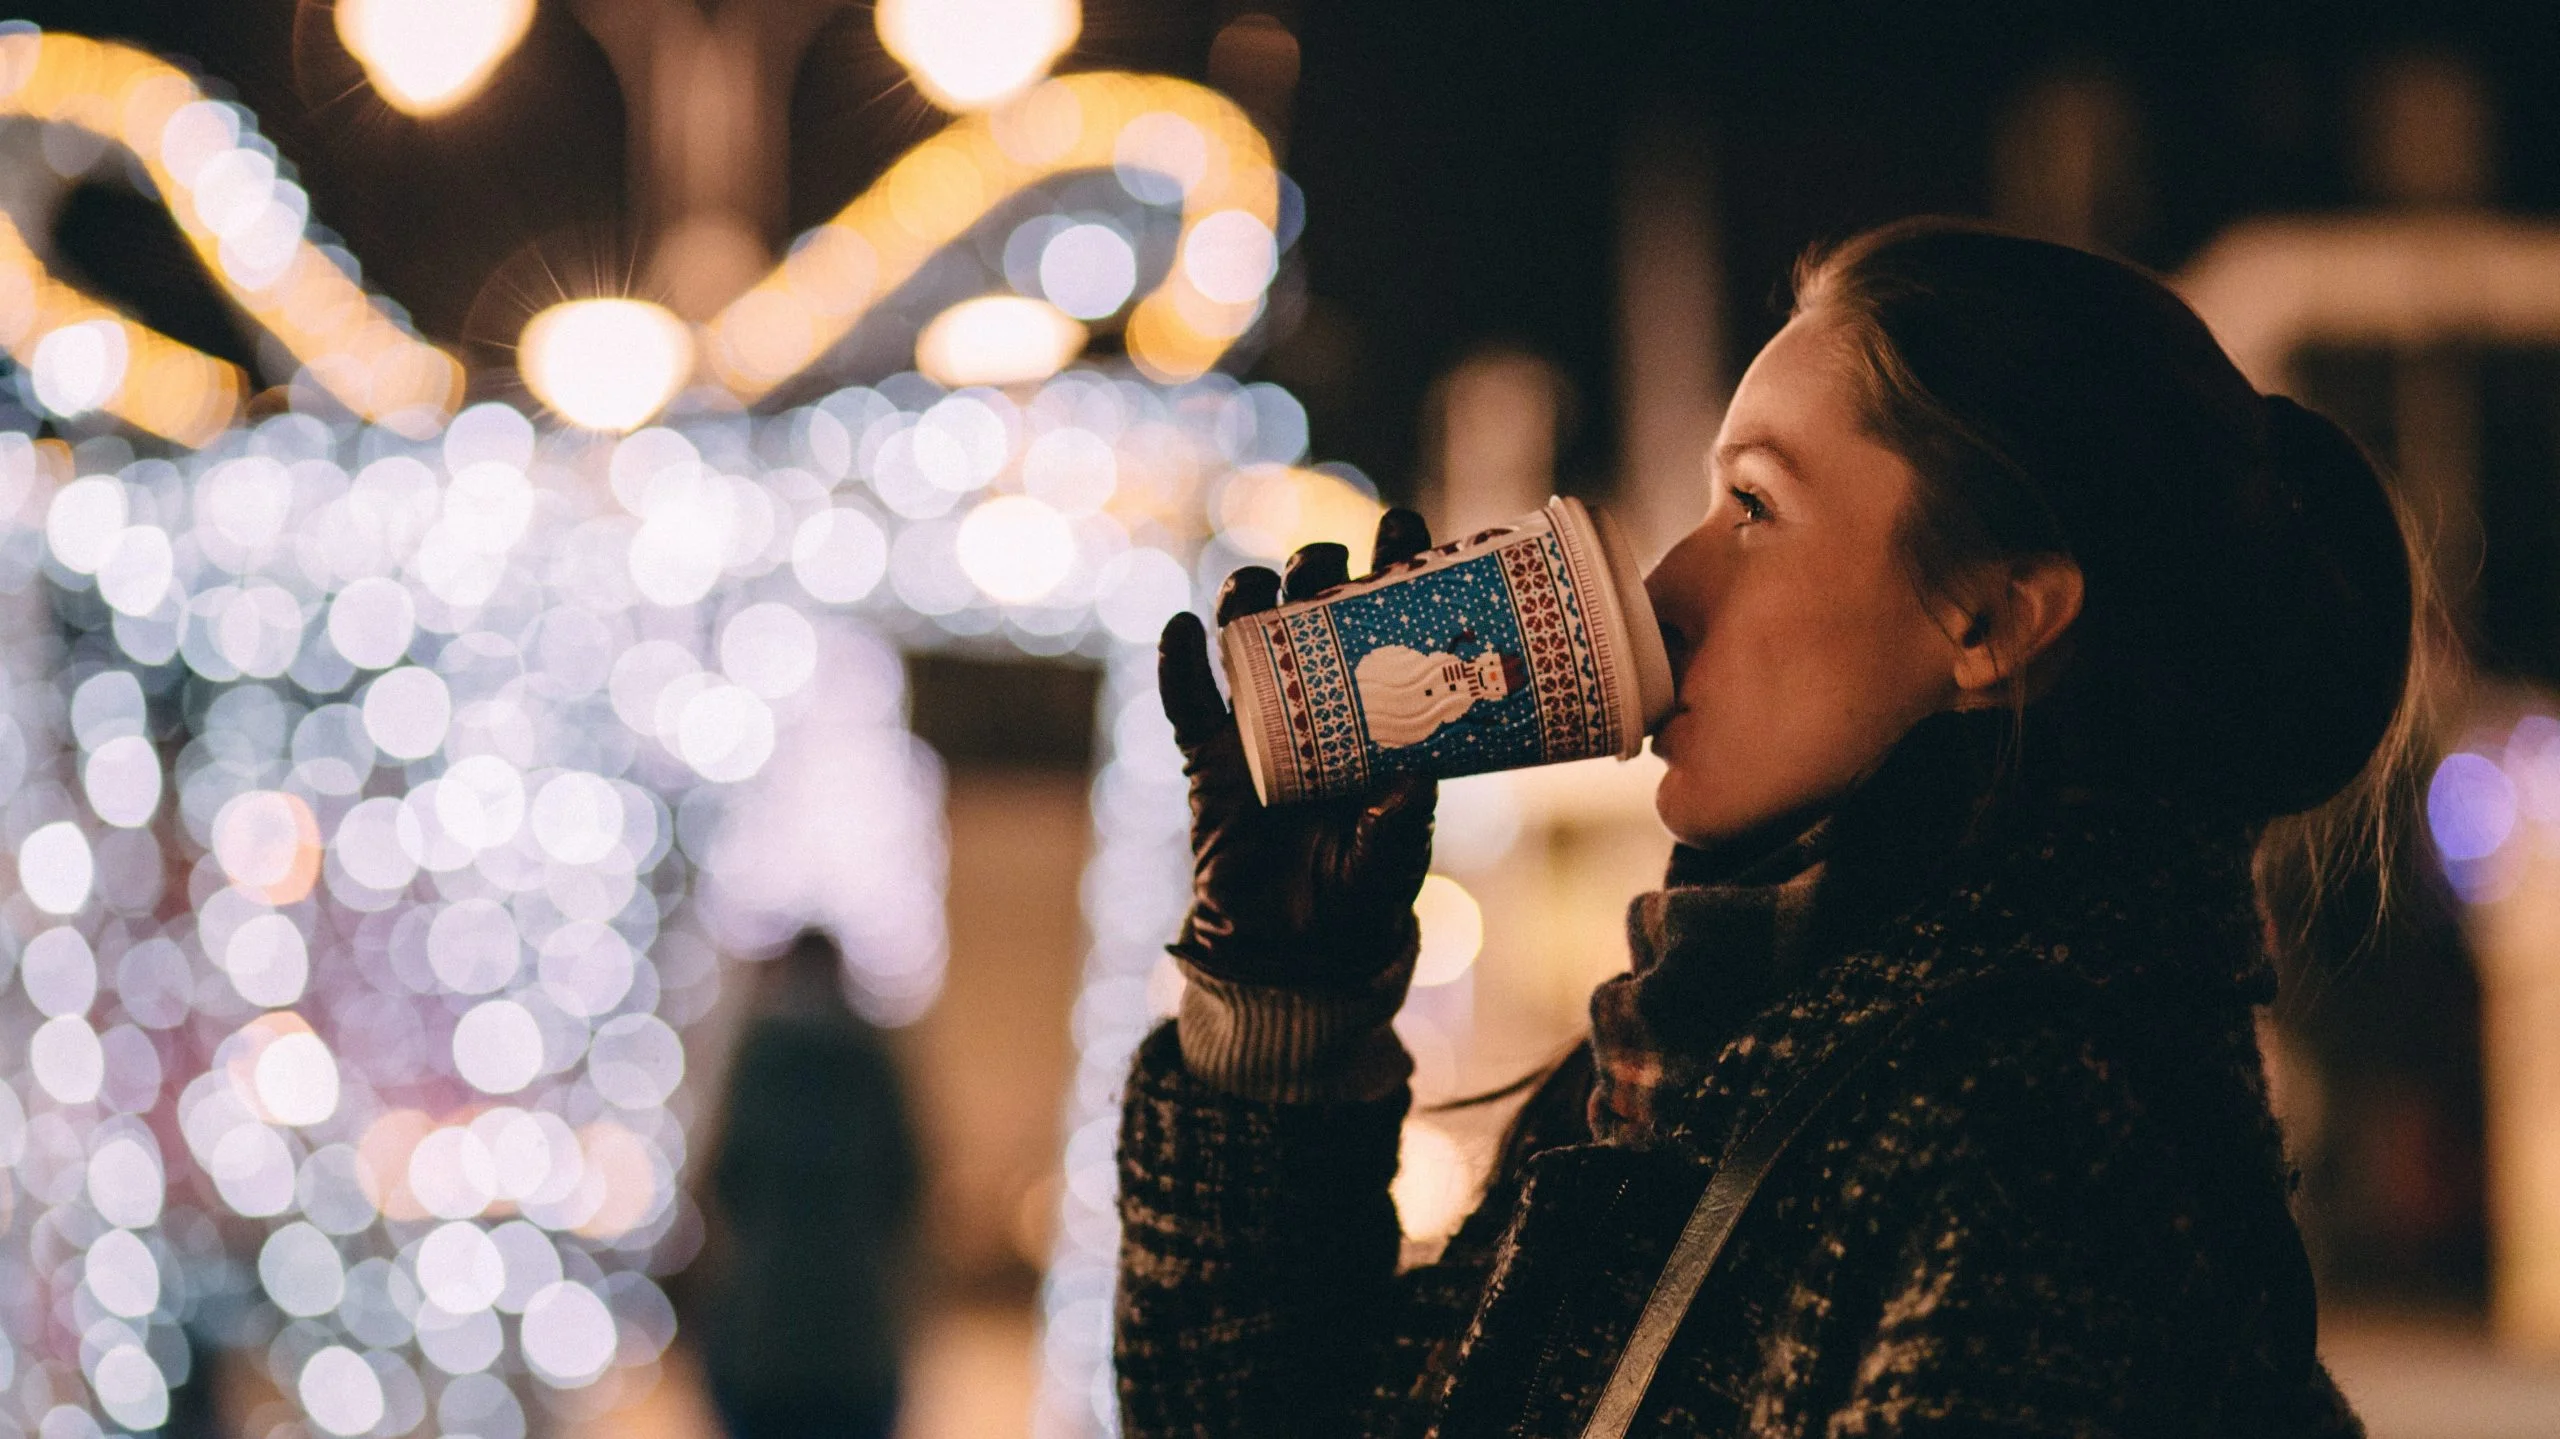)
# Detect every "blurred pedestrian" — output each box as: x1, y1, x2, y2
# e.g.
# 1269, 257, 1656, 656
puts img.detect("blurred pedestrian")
697, 929, 922, 1439
1118, 220, 2421, 1435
